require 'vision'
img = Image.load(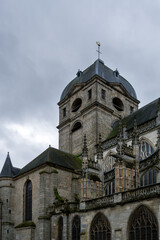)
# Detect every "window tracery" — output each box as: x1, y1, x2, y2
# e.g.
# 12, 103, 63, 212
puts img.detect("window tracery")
105, 180, 115, 196
105, 154, 115, 172
90, 213, 111, 240
25, 180, 32, 221
128, 205, 158, 240
72, 215, 80, 240
139, 140, 154, 161
140, 169, 157, 187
